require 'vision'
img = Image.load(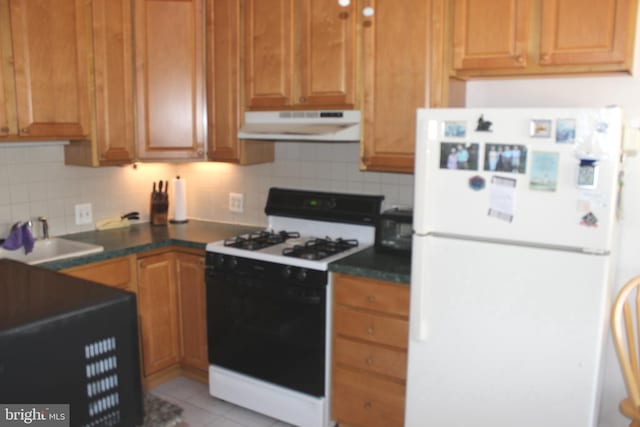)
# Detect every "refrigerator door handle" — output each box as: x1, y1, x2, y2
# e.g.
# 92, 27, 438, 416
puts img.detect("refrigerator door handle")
410, 235, 429, 342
